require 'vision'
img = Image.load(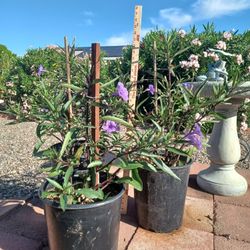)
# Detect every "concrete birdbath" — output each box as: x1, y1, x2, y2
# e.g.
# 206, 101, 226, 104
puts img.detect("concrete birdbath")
193, 60, 250, 196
